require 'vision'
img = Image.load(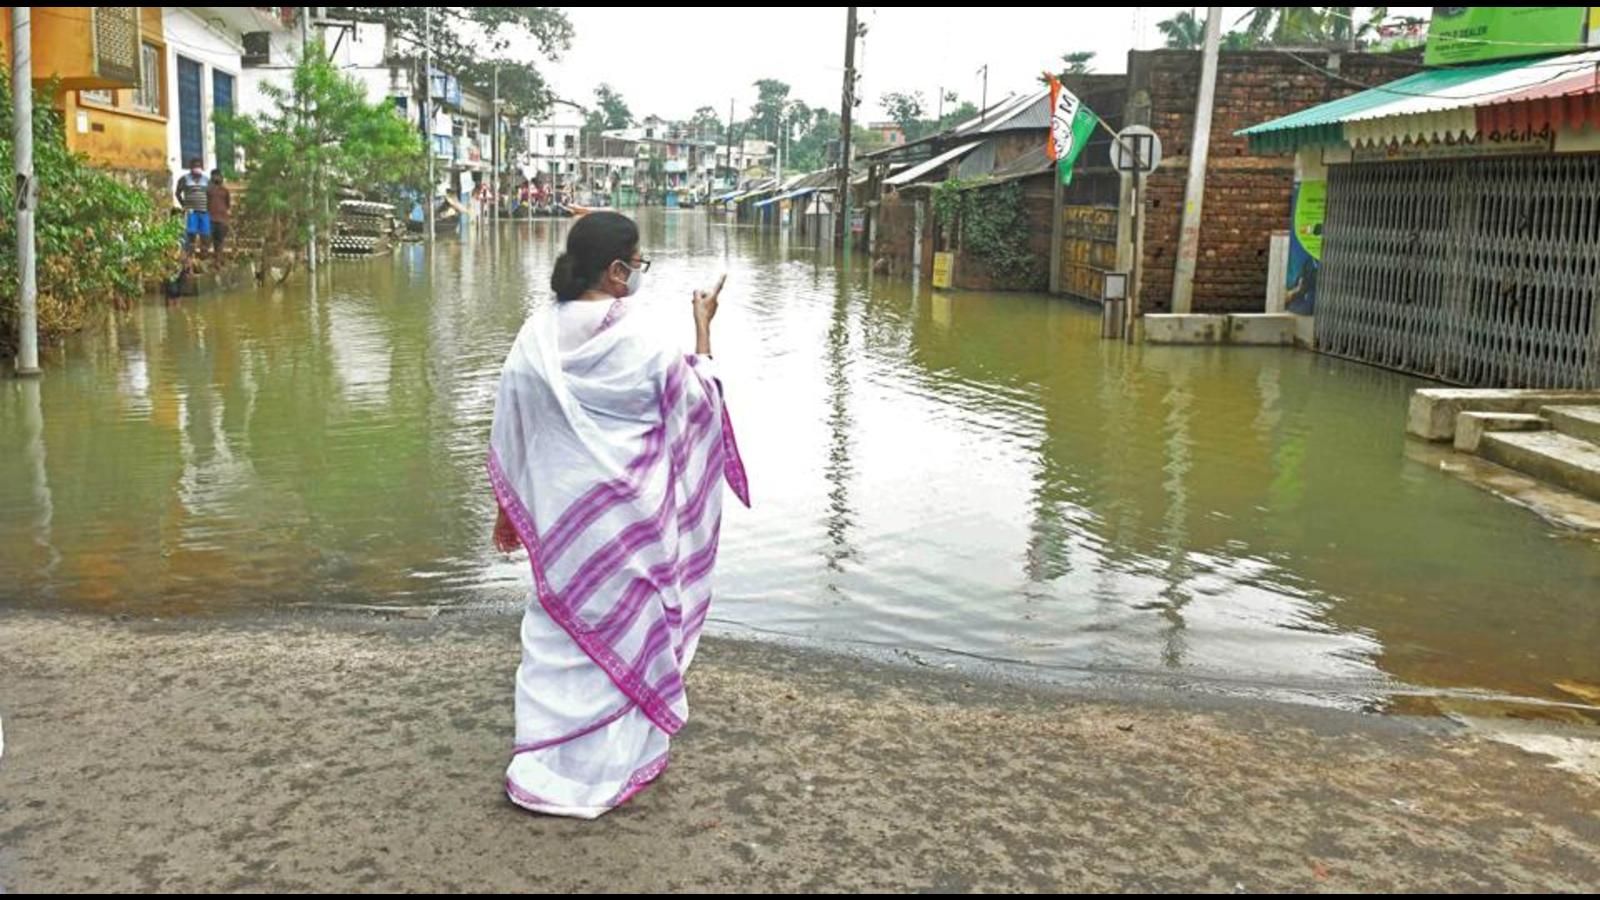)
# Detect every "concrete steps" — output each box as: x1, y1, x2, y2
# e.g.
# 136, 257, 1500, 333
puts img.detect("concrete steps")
1478, 430, 1600, 501
1407, 389, 1600, 443
1453, 412, 1547, 453
1544, 405, 1600, 445
1419, 392, 1600, 512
